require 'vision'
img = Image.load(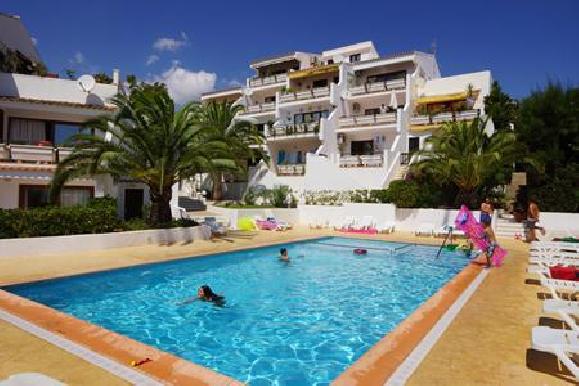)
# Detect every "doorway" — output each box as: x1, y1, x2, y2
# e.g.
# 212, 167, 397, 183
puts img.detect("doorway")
124, 189, 144, 220
409, 137, 420, 153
